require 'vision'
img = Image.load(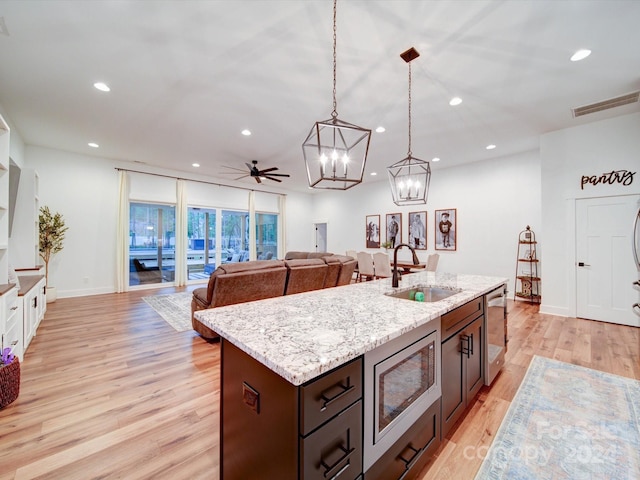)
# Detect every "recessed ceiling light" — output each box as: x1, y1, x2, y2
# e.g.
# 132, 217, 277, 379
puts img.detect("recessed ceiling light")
375, 126, 386, 133
432, 157, 440, 162
570, 49, 591, 62
370, 172, 377, 176
449, 97, 462, 106
241, 129, 251, 136
486, 144, 496, 150
93, 82, 110, 92
88, 142, 99, 148
192, 163, 200, 168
